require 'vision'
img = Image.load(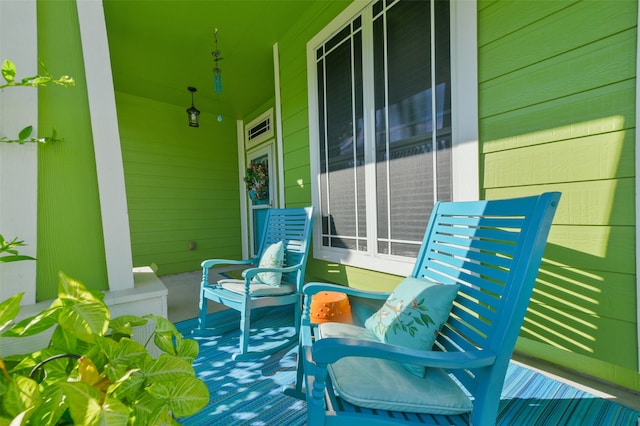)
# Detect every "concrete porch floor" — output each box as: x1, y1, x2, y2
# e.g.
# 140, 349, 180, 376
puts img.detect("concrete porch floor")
159, 270, 640, 414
